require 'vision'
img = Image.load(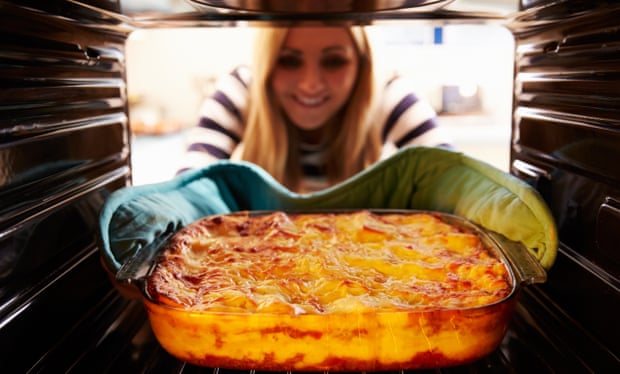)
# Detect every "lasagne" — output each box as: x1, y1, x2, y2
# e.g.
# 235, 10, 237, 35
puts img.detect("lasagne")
148, 210, 511, 313
143, 210, 515, 370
